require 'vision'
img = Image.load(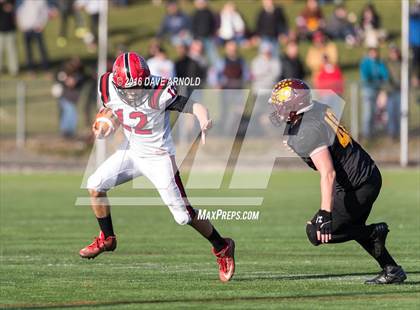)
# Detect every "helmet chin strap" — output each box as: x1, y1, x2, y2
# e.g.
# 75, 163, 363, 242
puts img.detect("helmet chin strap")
287, 111, 299, 124
296, 103, 314, 115
287, 103, 313, 124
